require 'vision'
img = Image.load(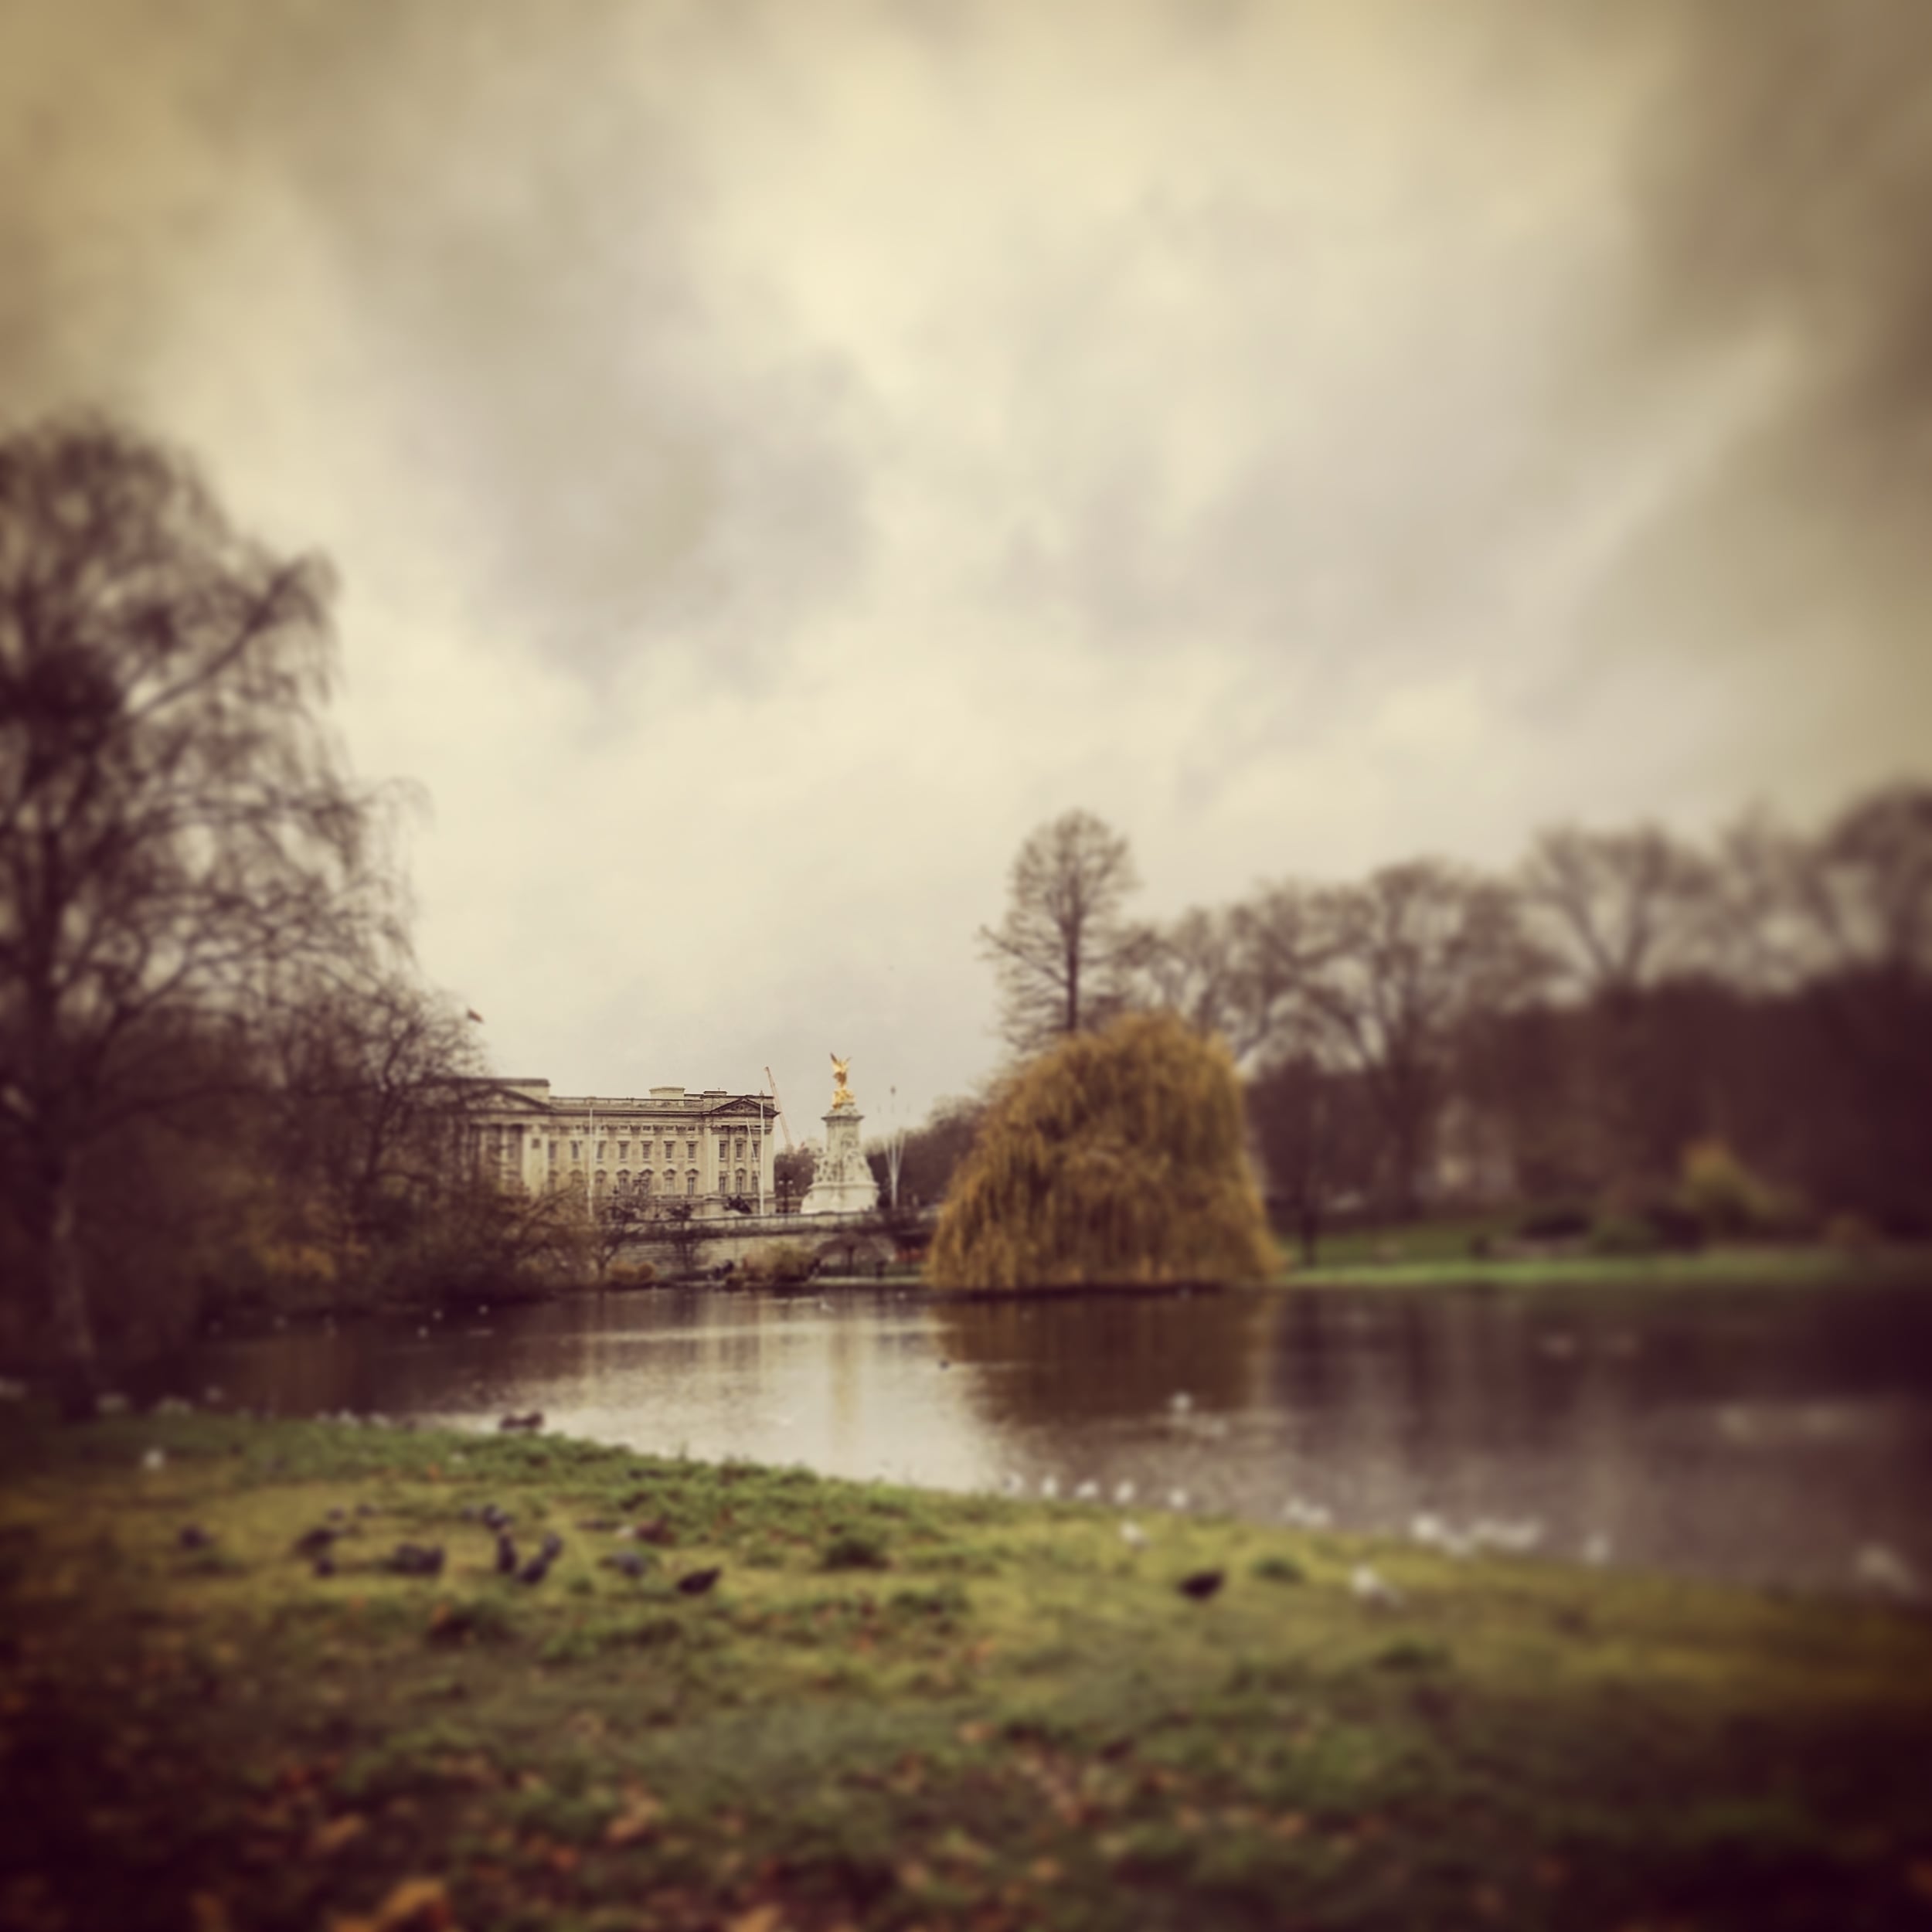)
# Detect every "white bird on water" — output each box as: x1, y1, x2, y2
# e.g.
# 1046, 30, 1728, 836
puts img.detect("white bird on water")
1583, 1532, 1613, 1566
1114, 1480, 1137, 1506
1039, 1475, 1060, 1501
1073, 1480, 1100, 1502
1167, 1488, 1191, 1512
1168, 1391, 1193, 1416
1120, 1520, 1148, 1552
